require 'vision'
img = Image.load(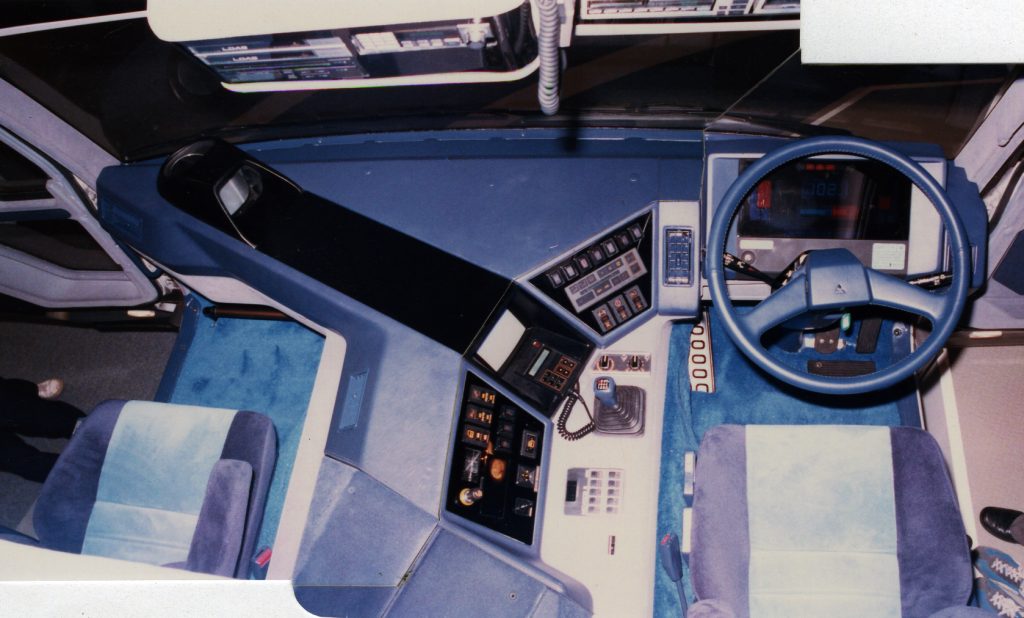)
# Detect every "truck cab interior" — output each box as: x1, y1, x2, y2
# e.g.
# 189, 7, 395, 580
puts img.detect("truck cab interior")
1, 2, 1023, 616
